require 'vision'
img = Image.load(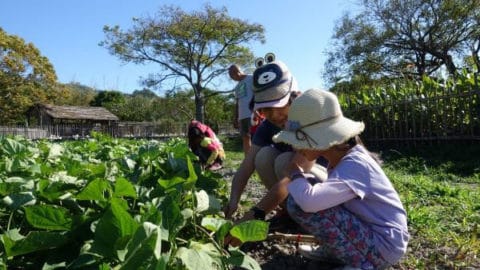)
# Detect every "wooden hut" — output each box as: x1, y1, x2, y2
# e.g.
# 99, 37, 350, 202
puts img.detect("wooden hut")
27, 104, 119, 138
